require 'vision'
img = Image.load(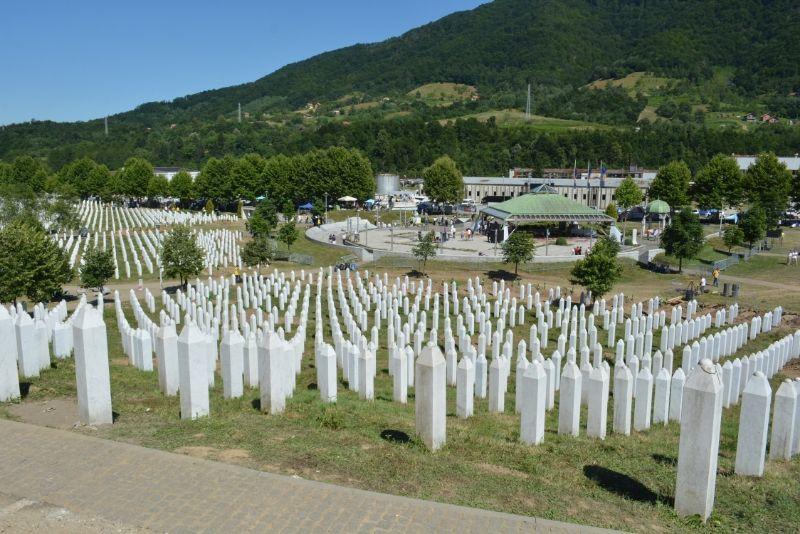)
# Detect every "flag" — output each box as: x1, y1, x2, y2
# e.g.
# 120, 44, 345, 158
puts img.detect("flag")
600, 161, 607, 177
